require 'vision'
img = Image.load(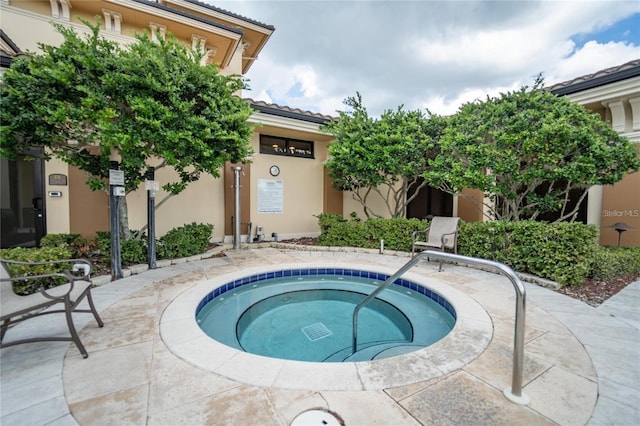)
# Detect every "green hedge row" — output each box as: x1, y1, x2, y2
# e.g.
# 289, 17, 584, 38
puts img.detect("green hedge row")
457, 221, 599, 285
316, 215, 640, 286
49, 222, 215, 264
317, 213, 428, 251
589, 246, 640, 281
0, 246, 72, 295
1, 223, 214, 294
